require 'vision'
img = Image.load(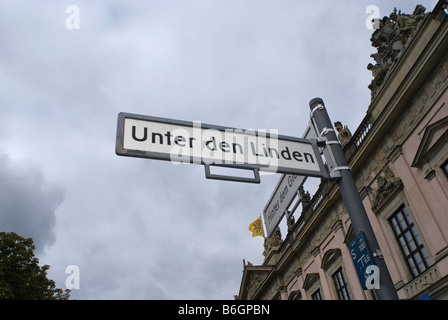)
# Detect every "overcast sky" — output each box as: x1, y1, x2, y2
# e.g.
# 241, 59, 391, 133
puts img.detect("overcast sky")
0, 0, 439, 300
